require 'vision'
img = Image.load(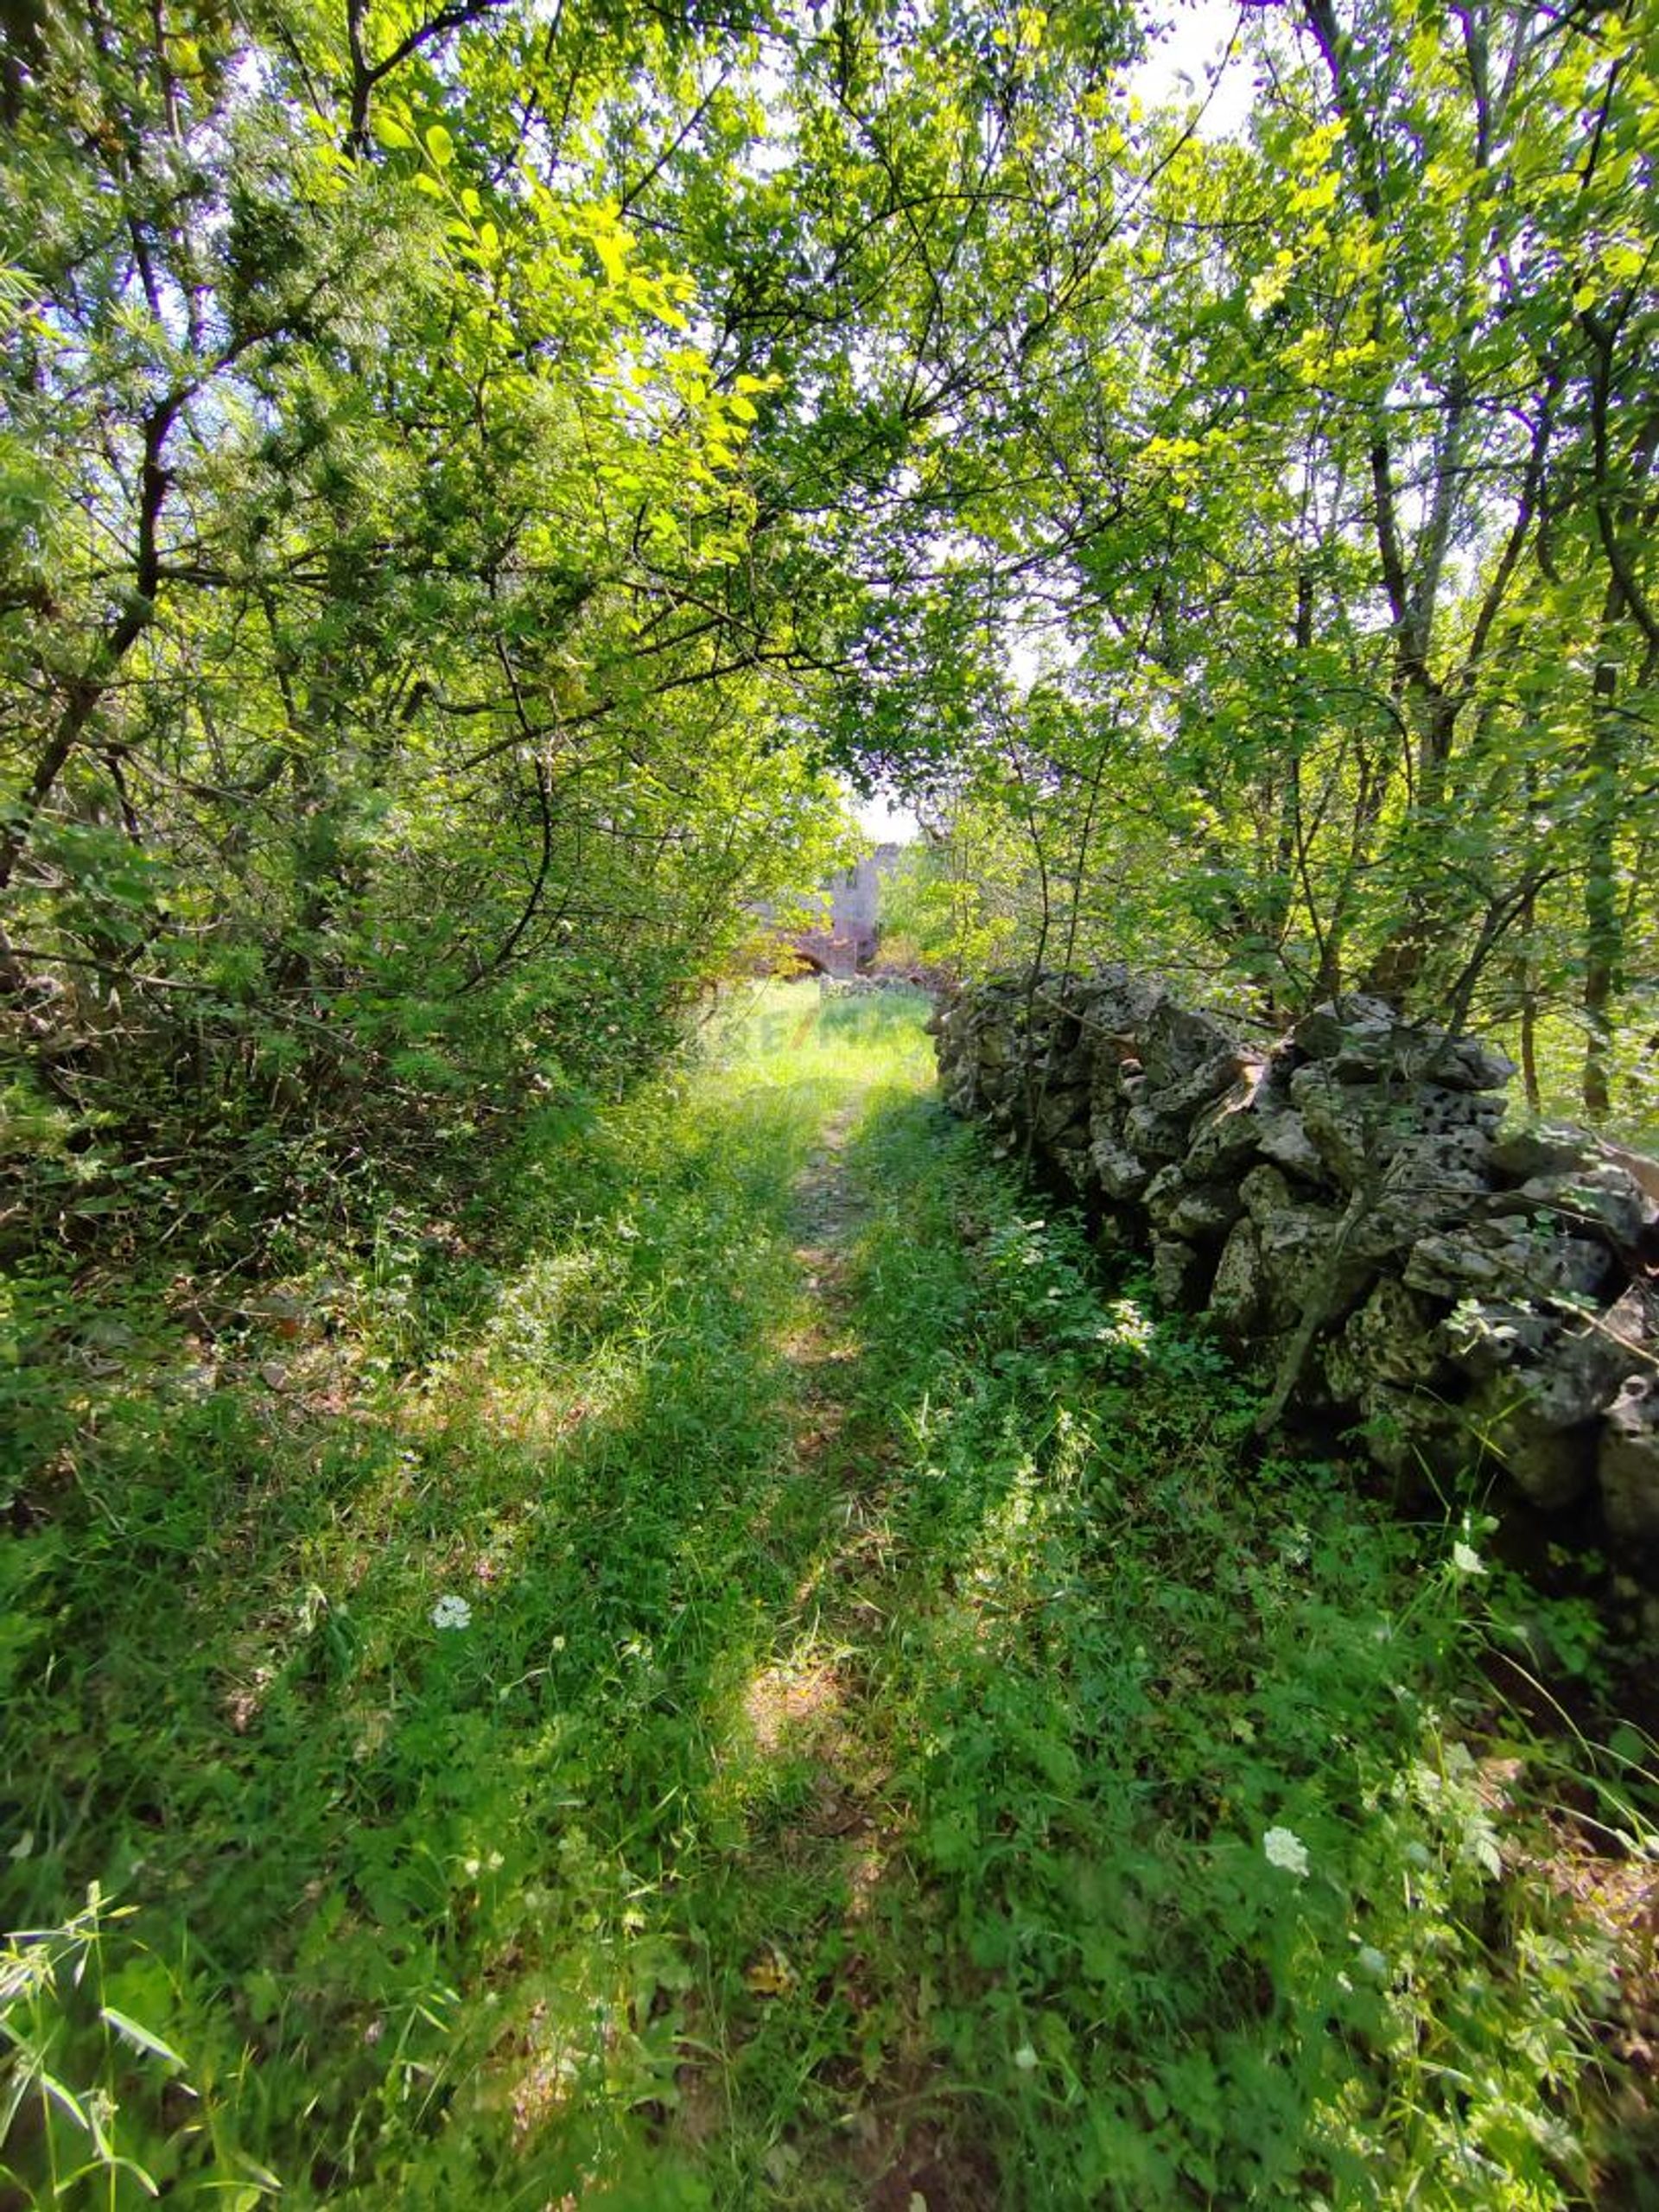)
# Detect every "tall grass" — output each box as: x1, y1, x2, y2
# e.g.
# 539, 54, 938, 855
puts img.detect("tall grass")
3, 984, 1653, 2205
